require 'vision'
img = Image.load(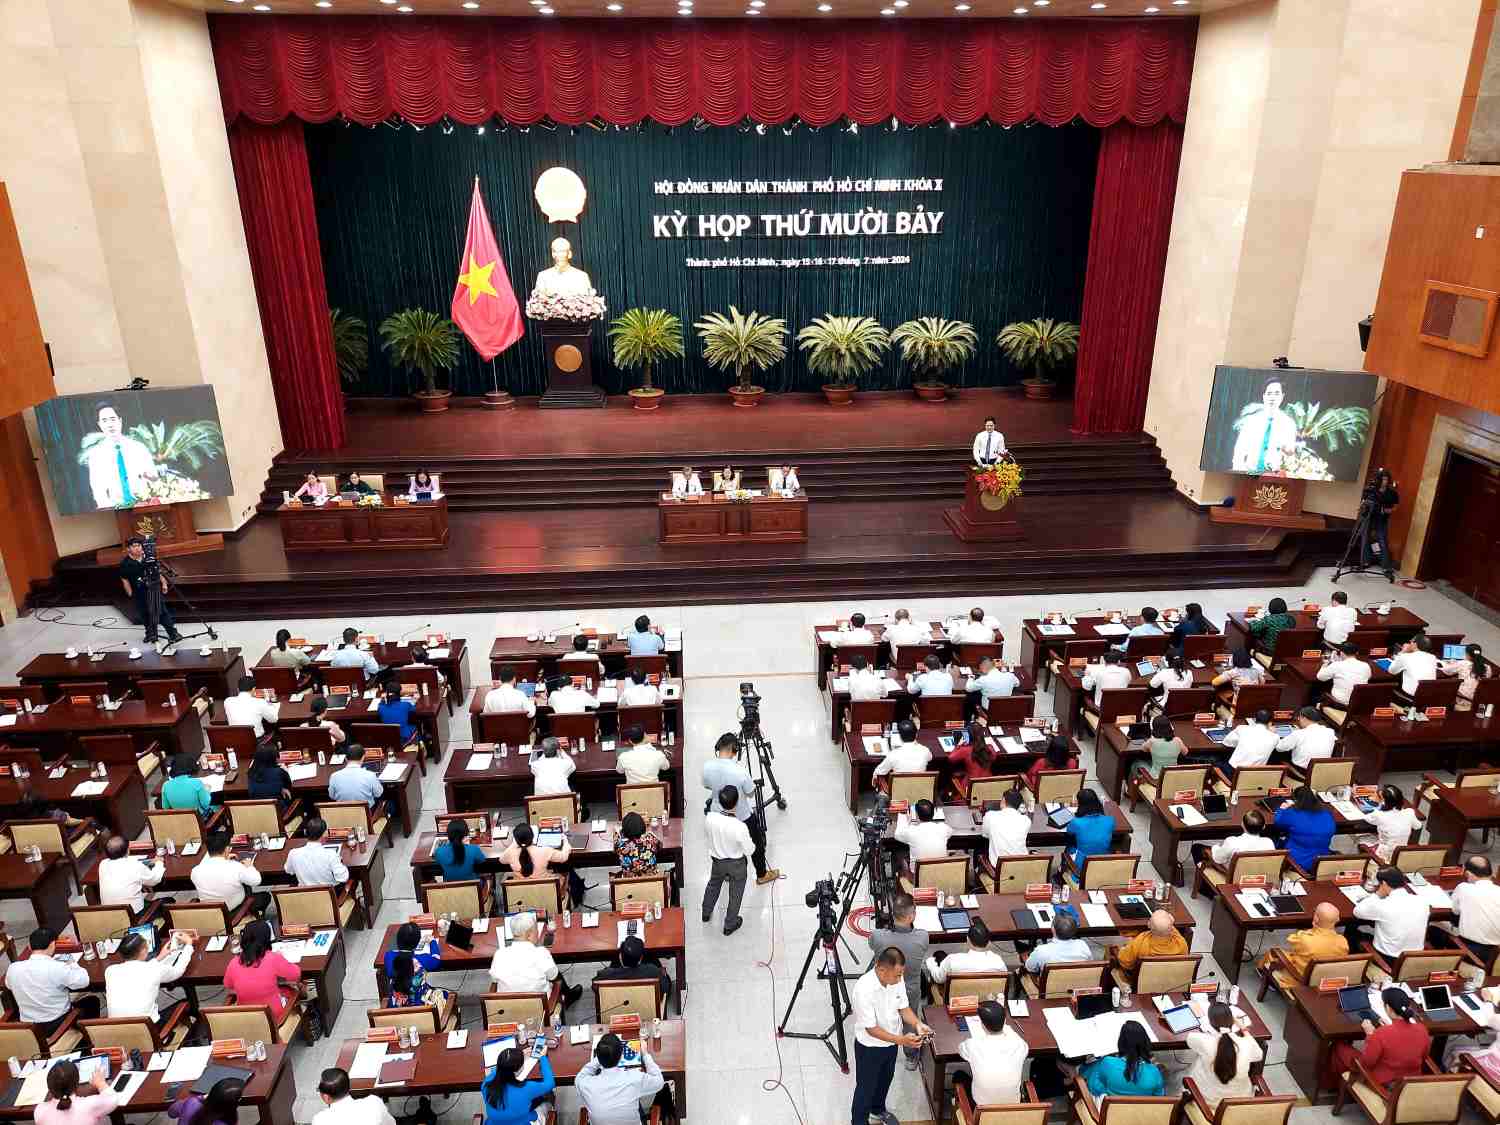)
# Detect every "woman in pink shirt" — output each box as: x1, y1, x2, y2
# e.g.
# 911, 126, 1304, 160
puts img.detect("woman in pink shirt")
35, 1063, 117, 1125
291, 472, 329, 501
222, 920, 301, 1020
